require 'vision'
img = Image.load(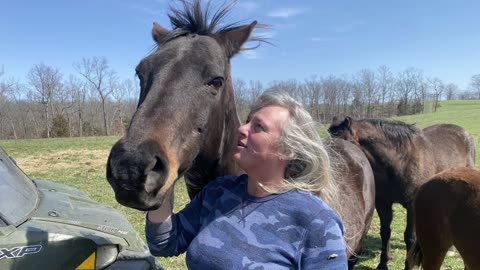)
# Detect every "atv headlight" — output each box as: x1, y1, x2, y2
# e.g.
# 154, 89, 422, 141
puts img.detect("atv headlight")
96, 245, 118, 269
